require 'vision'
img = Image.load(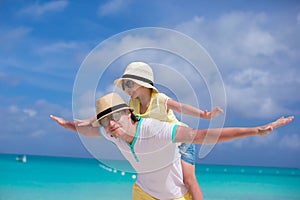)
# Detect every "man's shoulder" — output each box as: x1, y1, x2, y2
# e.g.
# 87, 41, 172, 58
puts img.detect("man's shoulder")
140, 117, 161, 124
140, 117, 176, 132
